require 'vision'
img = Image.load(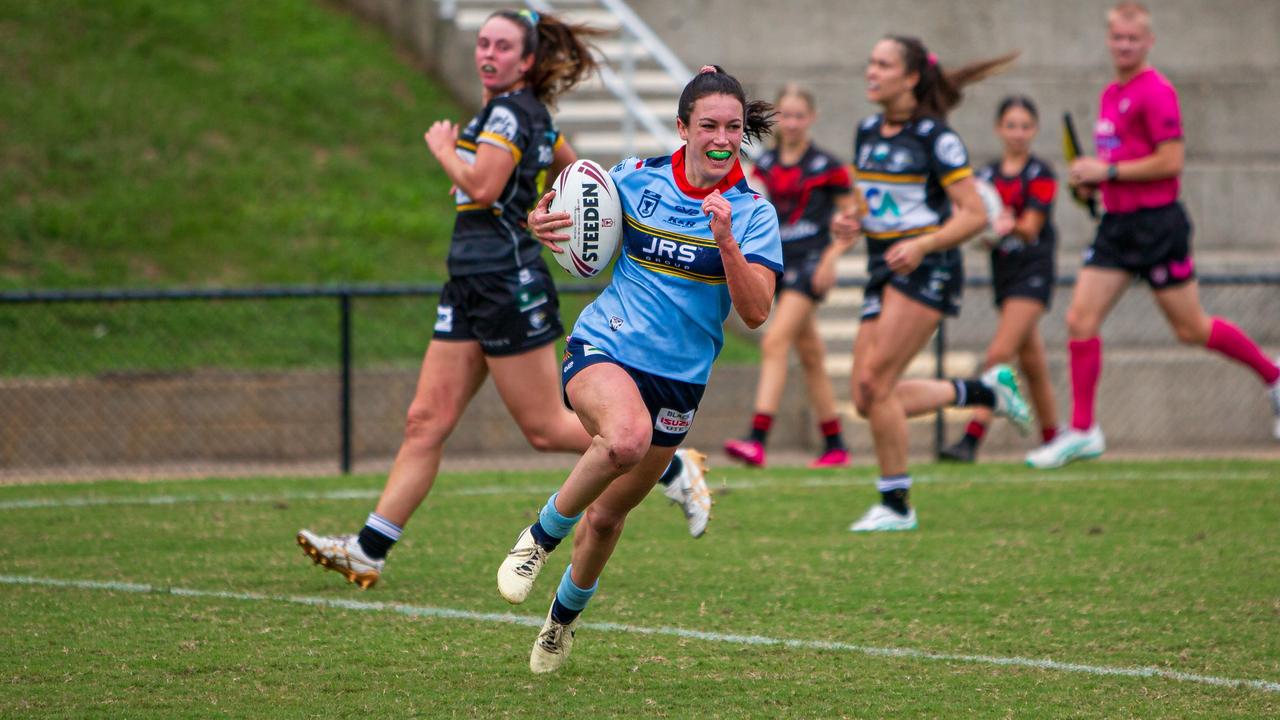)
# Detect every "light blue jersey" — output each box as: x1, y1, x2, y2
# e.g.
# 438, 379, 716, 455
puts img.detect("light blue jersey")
572, 147, 783, 385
